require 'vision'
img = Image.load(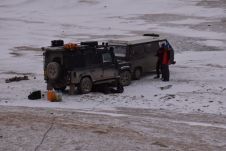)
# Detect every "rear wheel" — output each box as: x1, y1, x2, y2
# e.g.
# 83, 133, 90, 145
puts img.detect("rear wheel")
78, 77, 93, 94
133, 68, 142, 80
120, 70, 131, 86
